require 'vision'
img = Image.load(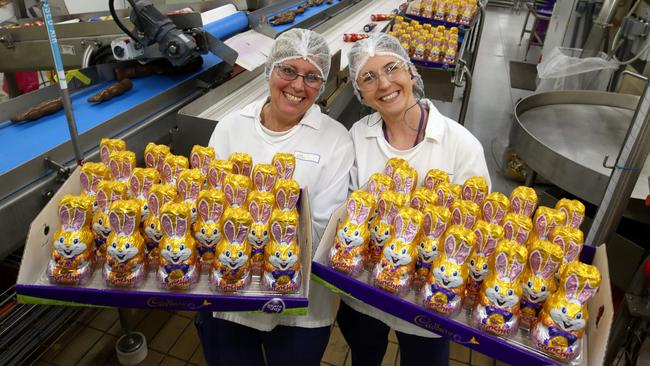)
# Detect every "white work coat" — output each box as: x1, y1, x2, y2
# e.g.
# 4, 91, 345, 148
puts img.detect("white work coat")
346, 98, 491, 337
208, 98, 354, 330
